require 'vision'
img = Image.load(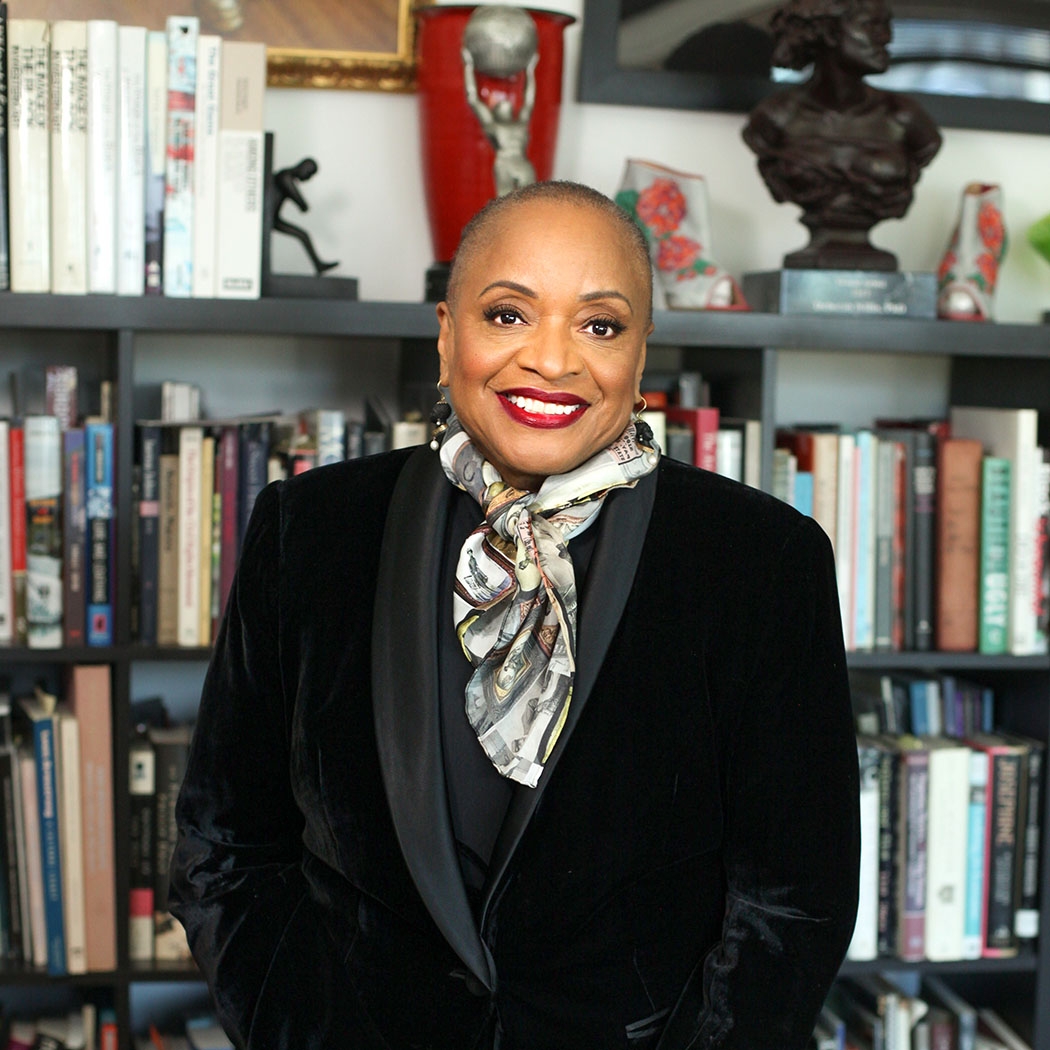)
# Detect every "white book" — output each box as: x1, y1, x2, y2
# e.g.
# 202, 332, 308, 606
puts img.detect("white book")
164, 16, 200, 297
19, 750, 48, 968
216, 41, 267, 299
117, 25, 148, 296
835, 432, 856, 649
950, 406, 1041, 654
144, 30, 168, 295
87, 20, 119, 294
846, 738, 880, 960
923, 737, 972, 961
193, 35, 222, 297
24, 415, 63, 649
714, 428, 742, 482
57, 711, 88, 974
177, 425, 204, 646
8, 20, 51, 292
49, 21, 89, 295
0, 420, 11, 643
